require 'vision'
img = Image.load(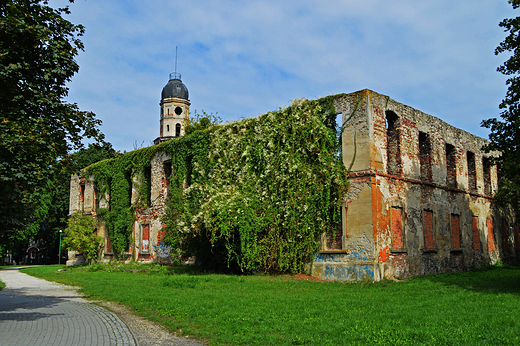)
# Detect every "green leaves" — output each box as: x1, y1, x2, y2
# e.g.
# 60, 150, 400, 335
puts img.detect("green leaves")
482, 1, 520, 209
0, 0, 104, 237
165, 97, 348, 273
63, 212, 103, 264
